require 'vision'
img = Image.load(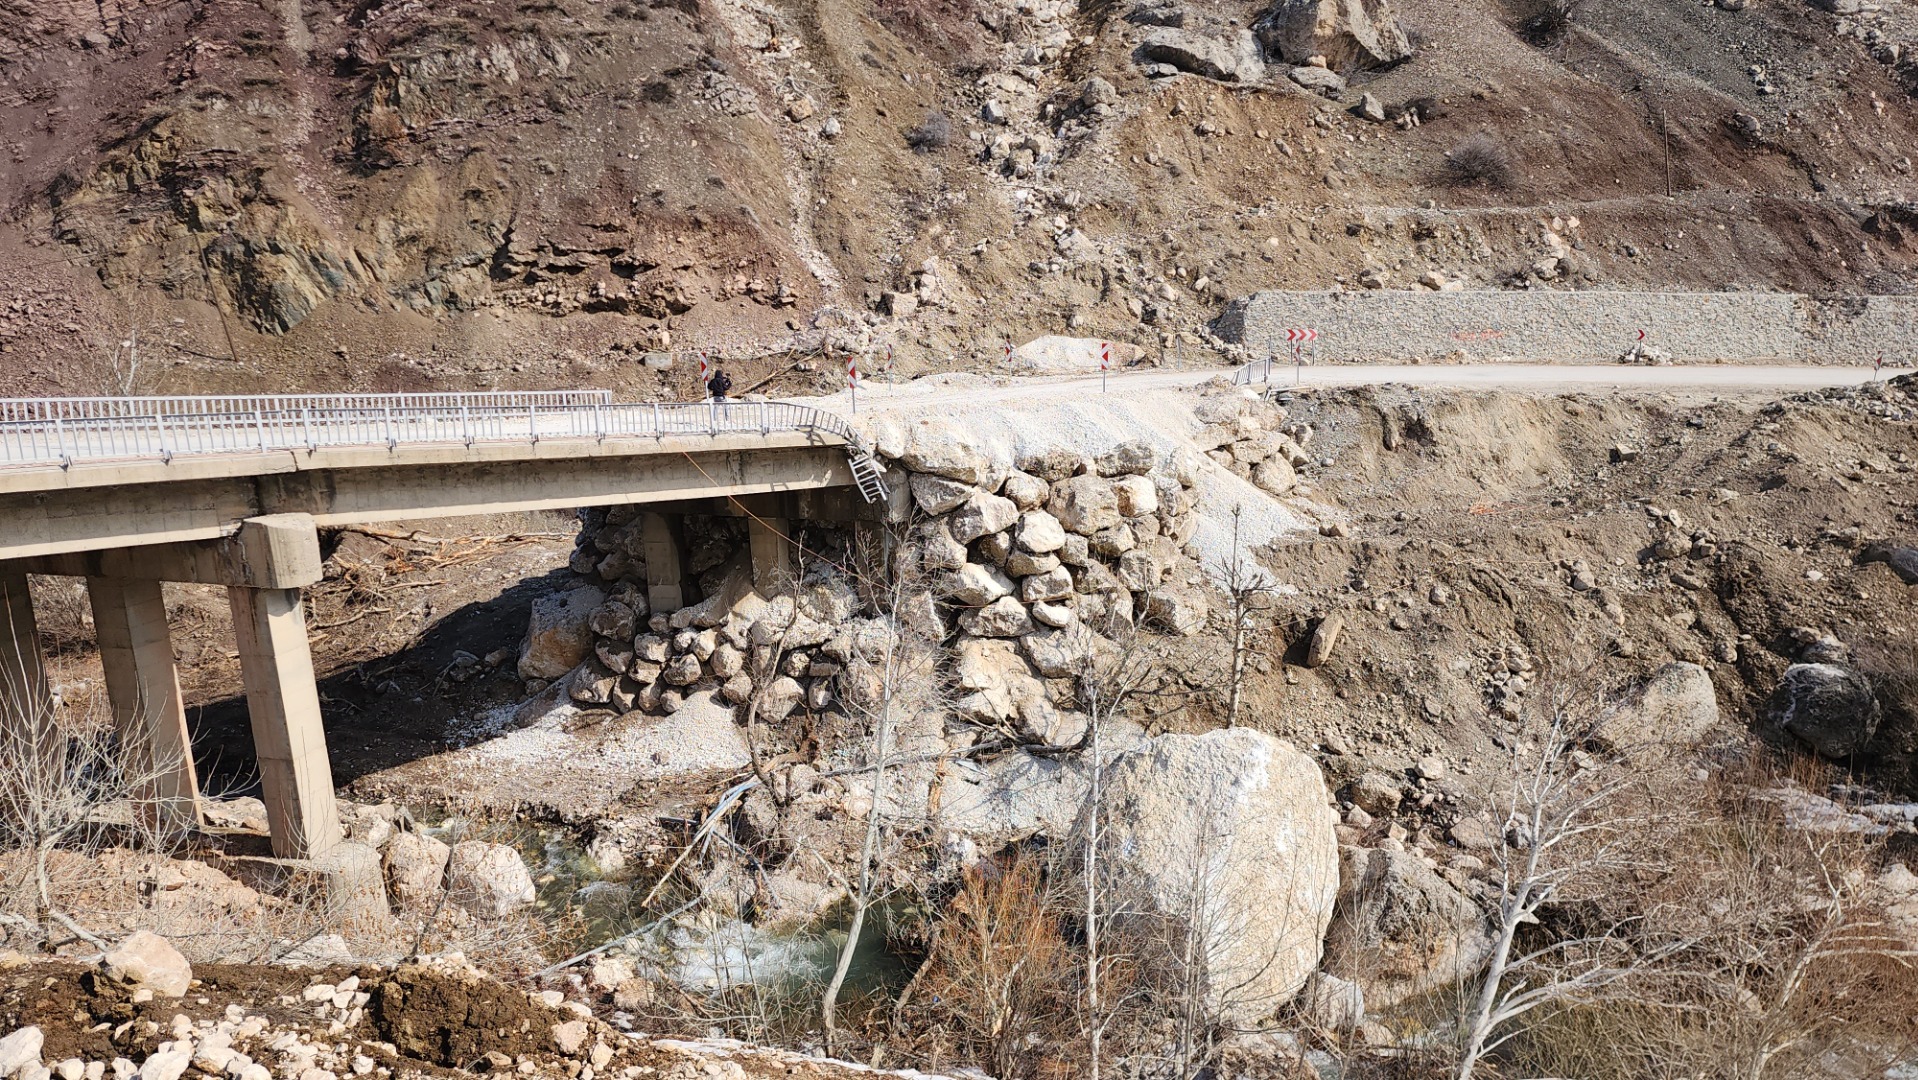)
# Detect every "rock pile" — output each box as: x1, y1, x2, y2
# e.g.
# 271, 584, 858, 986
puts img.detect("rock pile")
1190, 390, 1315, 497
883, 437, 1211, 741
552, 535, 901, 720
535, 437, 1213, 737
